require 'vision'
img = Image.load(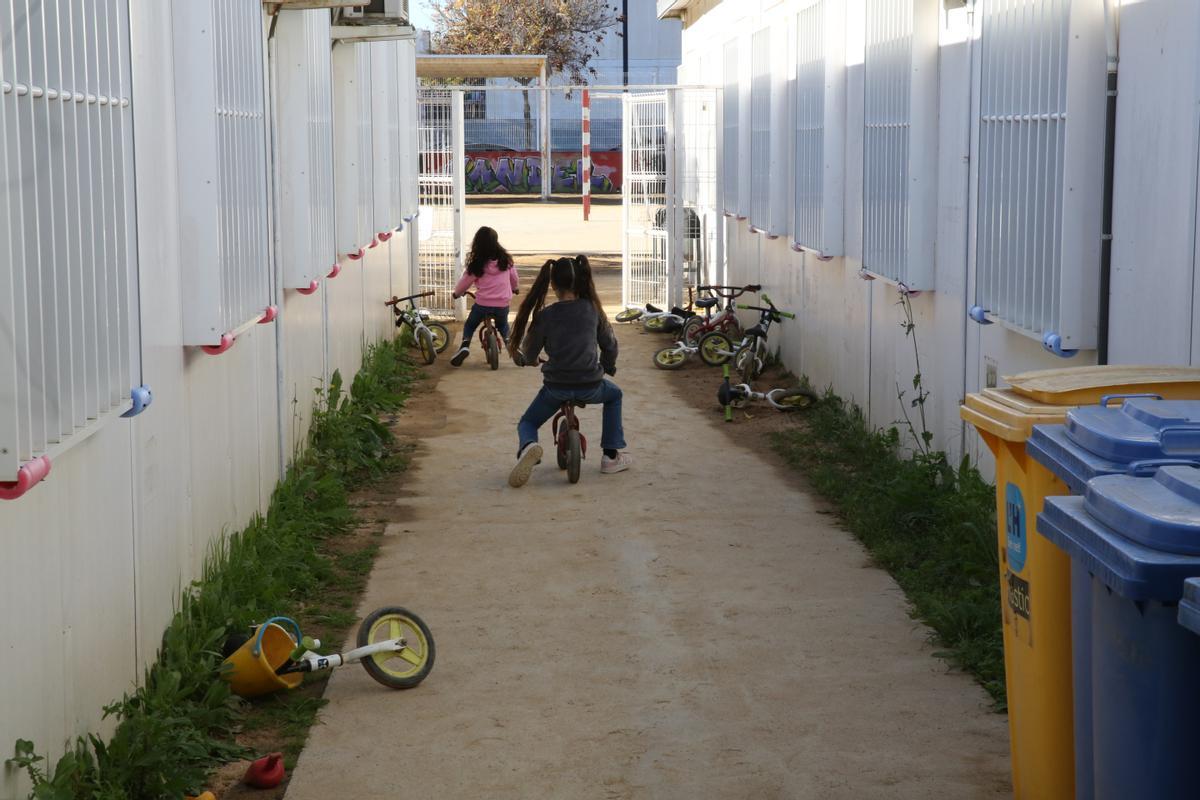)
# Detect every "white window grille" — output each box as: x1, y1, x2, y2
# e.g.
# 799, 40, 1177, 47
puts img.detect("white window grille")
174, 0, 272, 346
722, 40, 738, 216
274, 9, 335, 291
0, 0, 141, 483
333, 43, 374, 259
972, 0, 1106, 352
371, 42, 402, 237
793, 0, 845, 257
862, 0, 937, 288
749, 28, 772, 233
